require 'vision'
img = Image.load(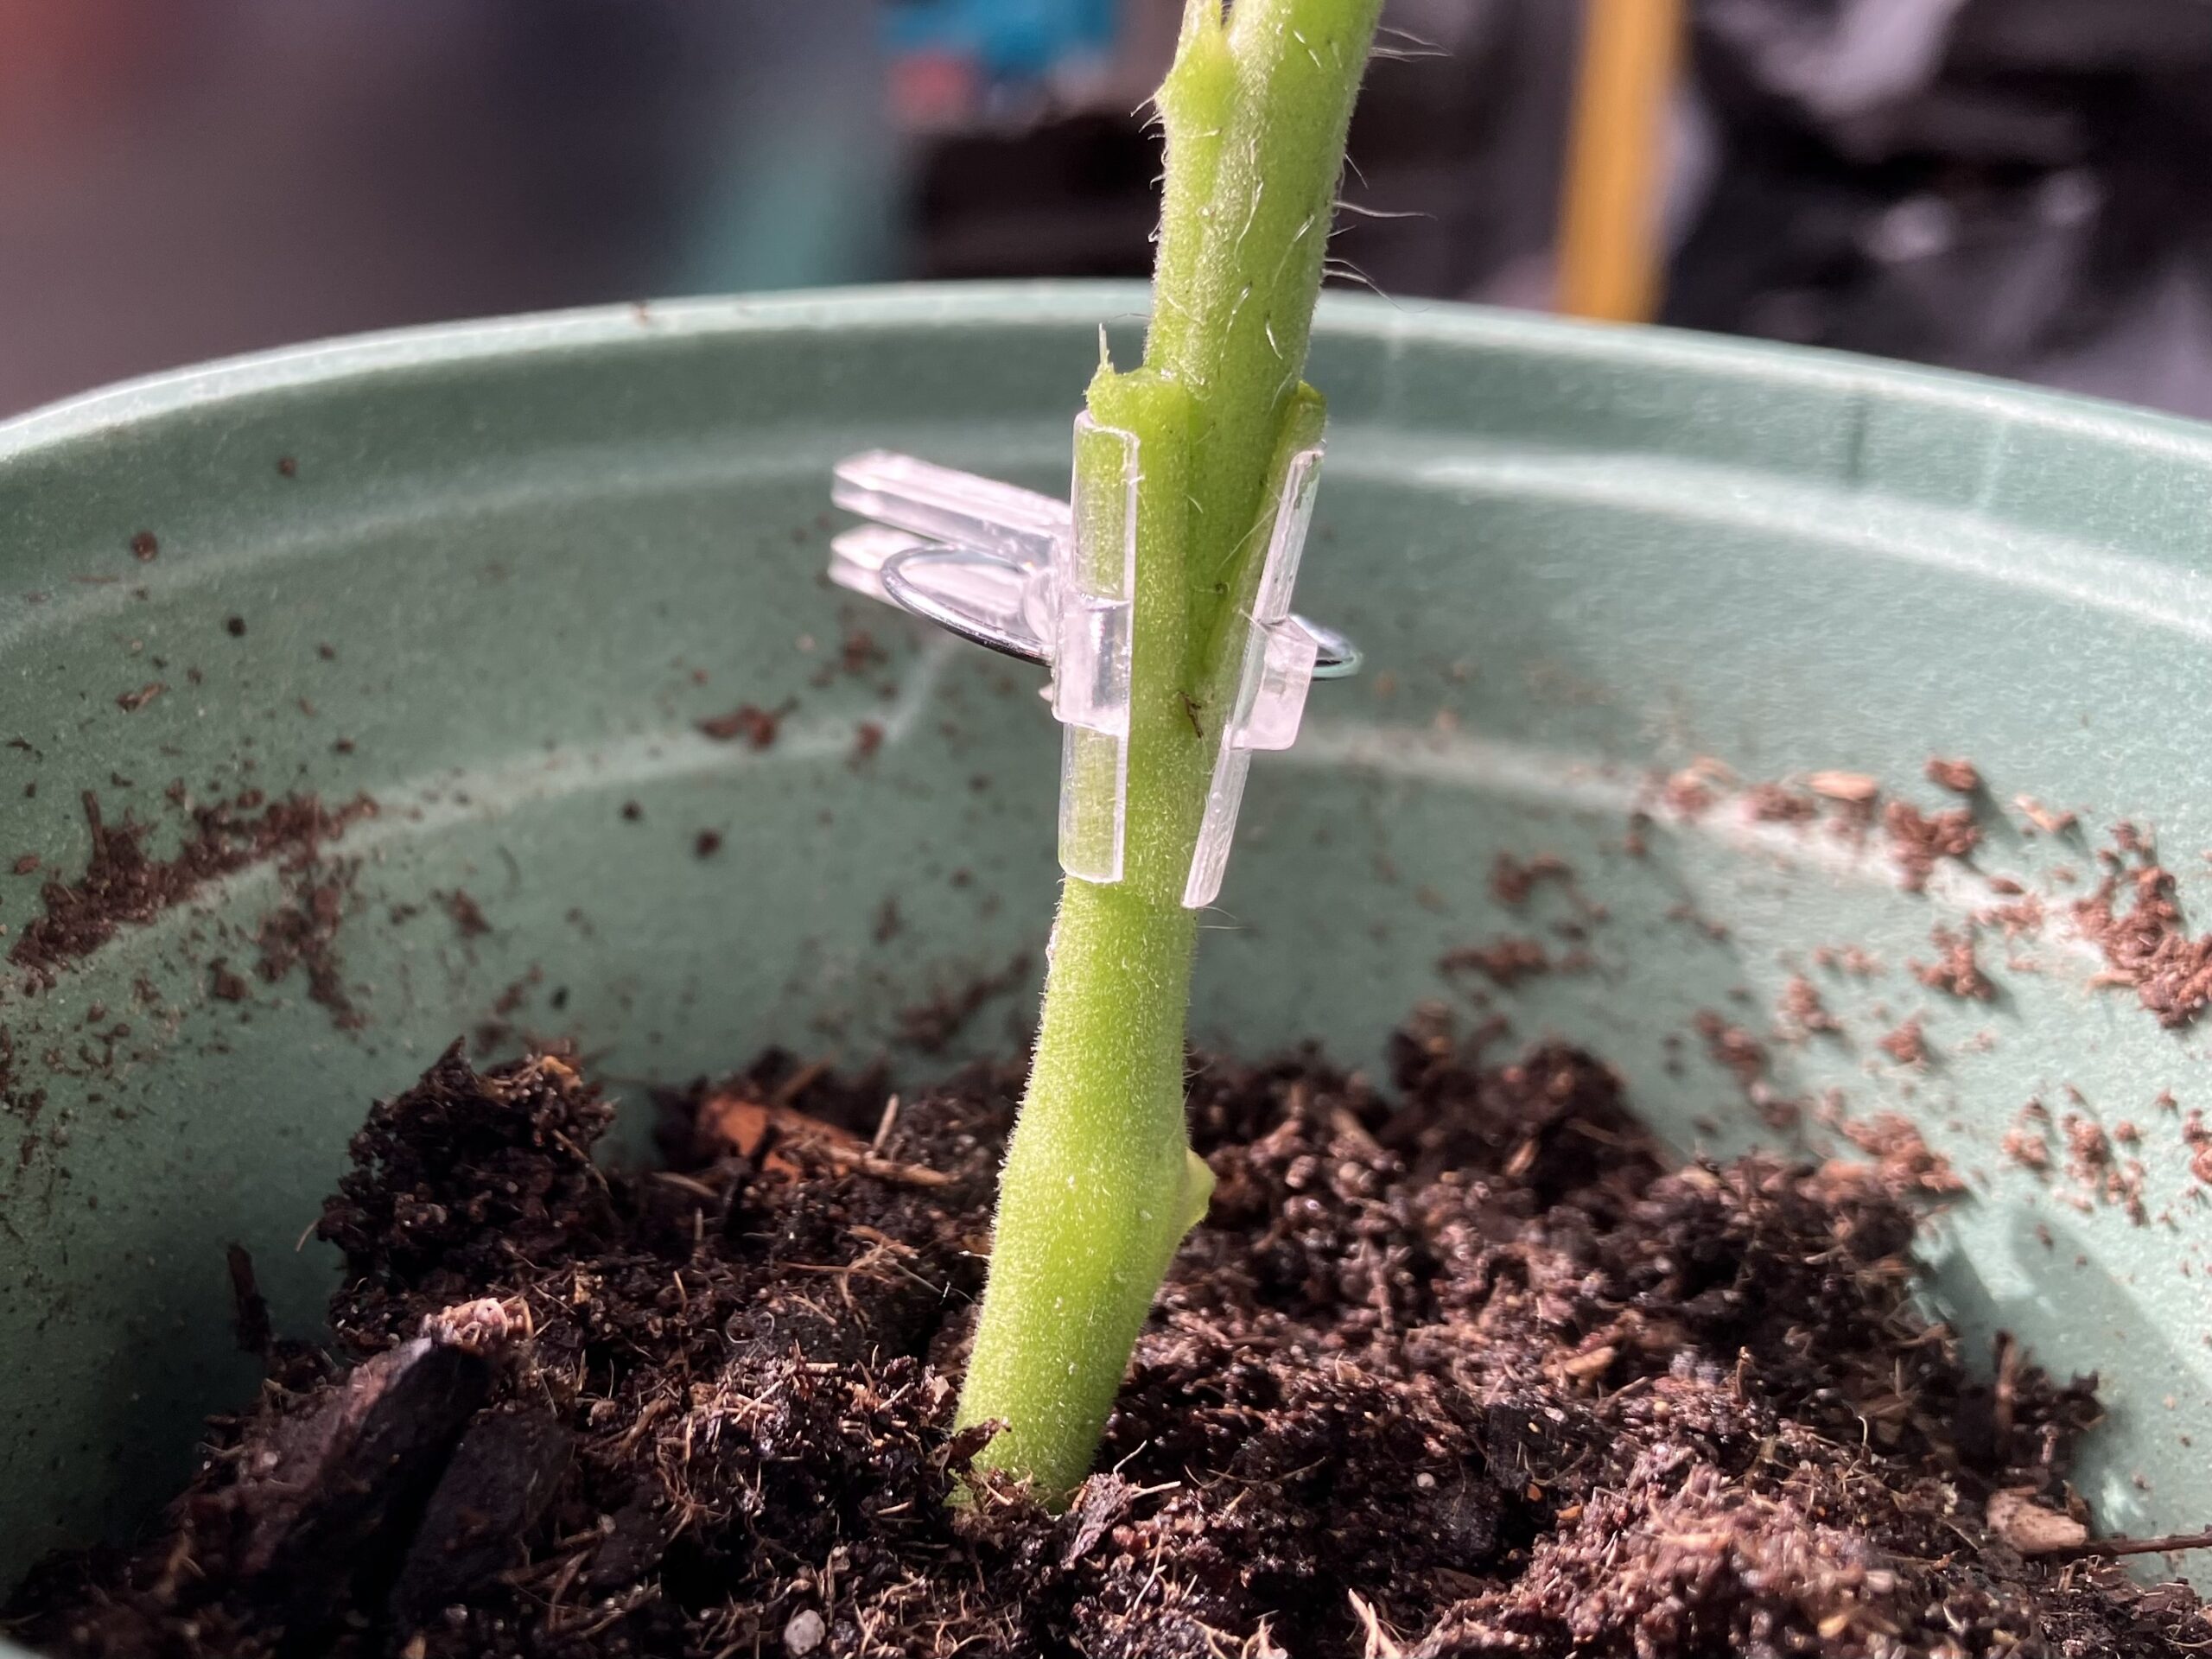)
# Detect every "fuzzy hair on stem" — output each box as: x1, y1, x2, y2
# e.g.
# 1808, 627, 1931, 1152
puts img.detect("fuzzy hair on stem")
953, 0, 1383, 1501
